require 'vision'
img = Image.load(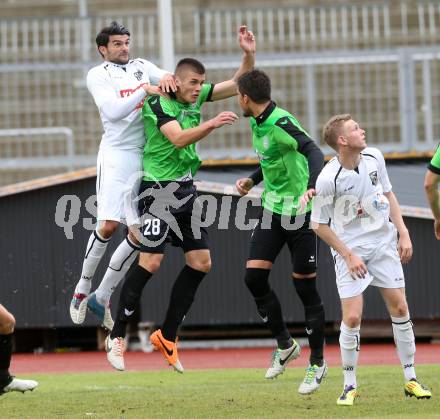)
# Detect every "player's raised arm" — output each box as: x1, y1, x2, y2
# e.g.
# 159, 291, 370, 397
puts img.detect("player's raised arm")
210, 26, 256, 101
